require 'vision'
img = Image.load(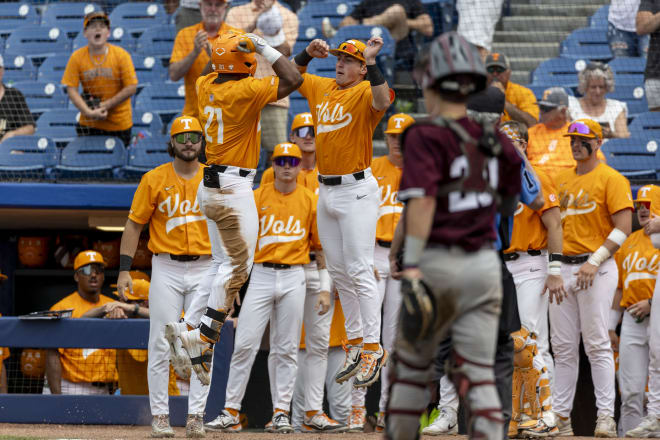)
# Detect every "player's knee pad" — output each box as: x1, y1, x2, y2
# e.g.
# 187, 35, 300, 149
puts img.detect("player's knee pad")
199, 307, 227, 344
386, 353, 428, 440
